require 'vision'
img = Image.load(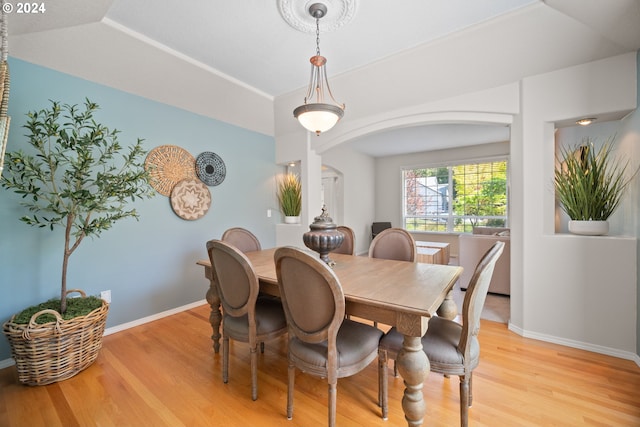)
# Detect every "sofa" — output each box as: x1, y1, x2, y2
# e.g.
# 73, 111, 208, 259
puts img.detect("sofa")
458, 227, 510, 296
